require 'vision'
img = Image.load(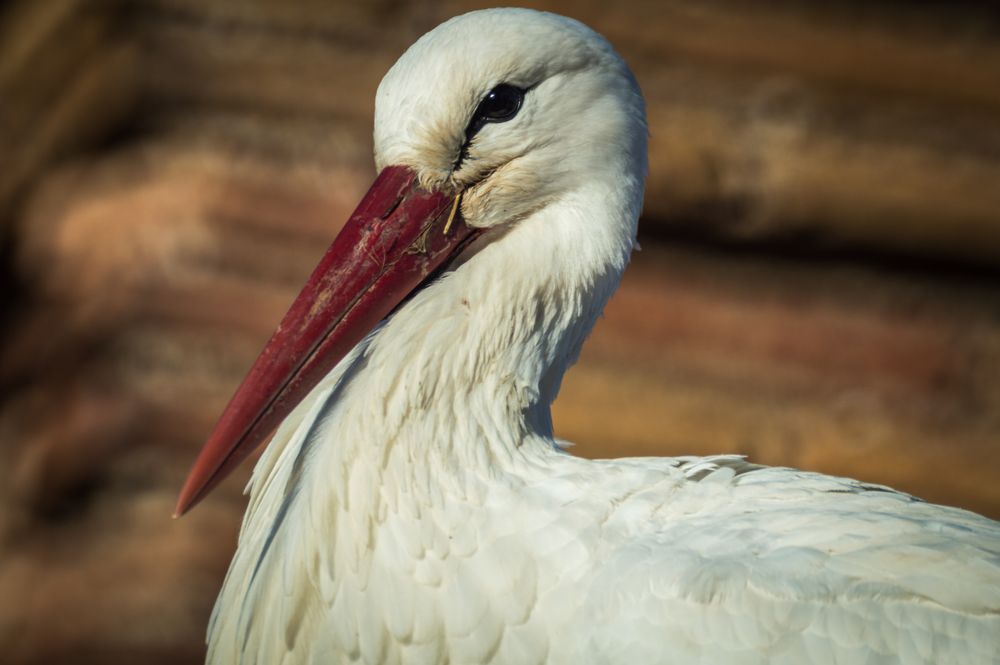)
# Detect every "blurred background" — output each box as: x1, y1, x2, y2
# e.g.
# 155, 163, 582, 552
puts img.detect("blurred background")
1, 0, 999, 662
